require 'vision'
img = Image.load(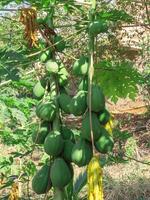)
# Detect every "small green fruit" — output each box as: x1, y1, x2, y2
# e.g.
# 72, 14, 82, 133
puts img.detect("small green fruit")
73, 56, 89, 76
46, 60, 59, 74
